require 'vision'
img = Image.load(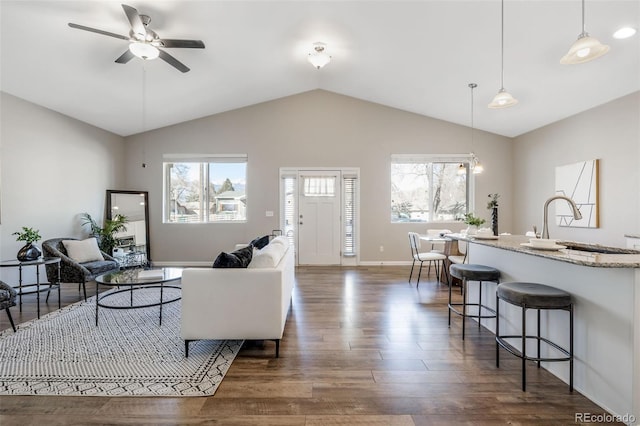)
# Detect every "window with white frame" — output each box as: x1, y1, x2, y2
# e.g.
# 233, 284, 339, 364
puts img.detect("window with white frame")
163, 154, 247, 223
391, 154, 470, 223
343, 175, 357, 256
